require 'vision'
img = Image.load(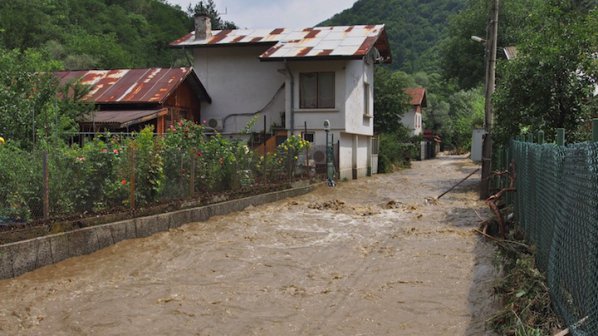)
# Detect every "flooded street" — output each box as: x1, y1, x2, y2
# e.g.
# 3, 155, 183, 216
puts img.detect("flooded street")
0, 155, 498, 336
